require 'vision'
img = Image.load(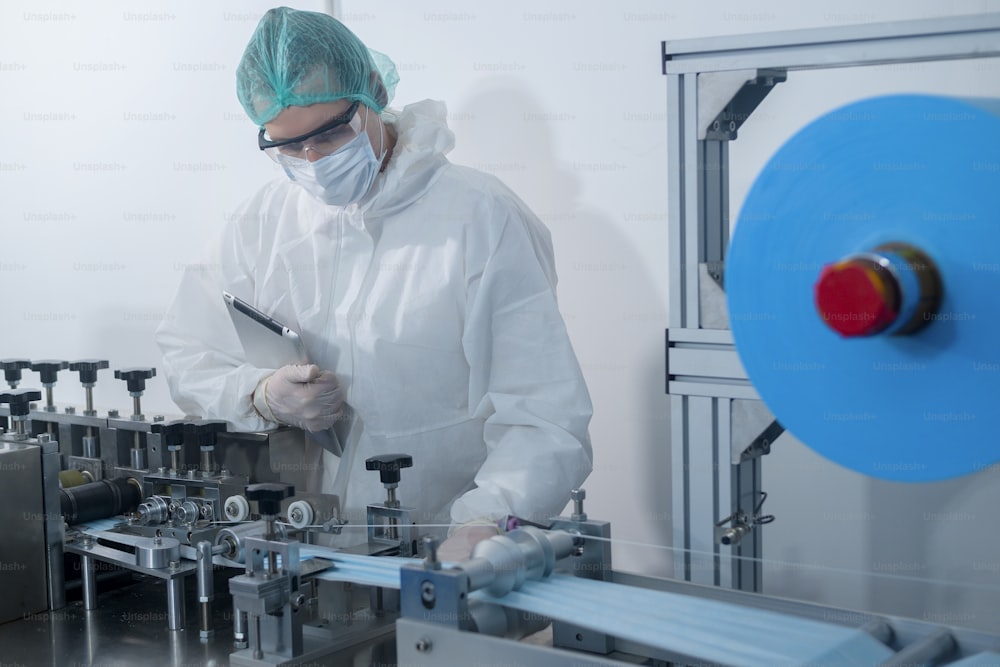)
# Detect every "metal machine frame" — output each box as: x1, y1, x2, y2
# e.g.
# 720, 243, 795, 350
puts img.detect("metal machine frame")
397, 569, 1000, 666
664, 14, 1000, 591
